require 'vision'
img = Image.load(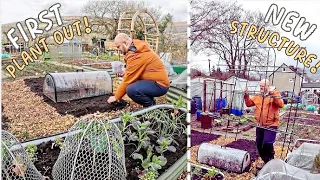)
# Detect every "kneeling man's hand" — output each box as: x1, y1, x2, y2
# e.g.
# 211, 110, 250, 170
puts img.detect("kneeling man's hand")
107, 96, 117, 103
